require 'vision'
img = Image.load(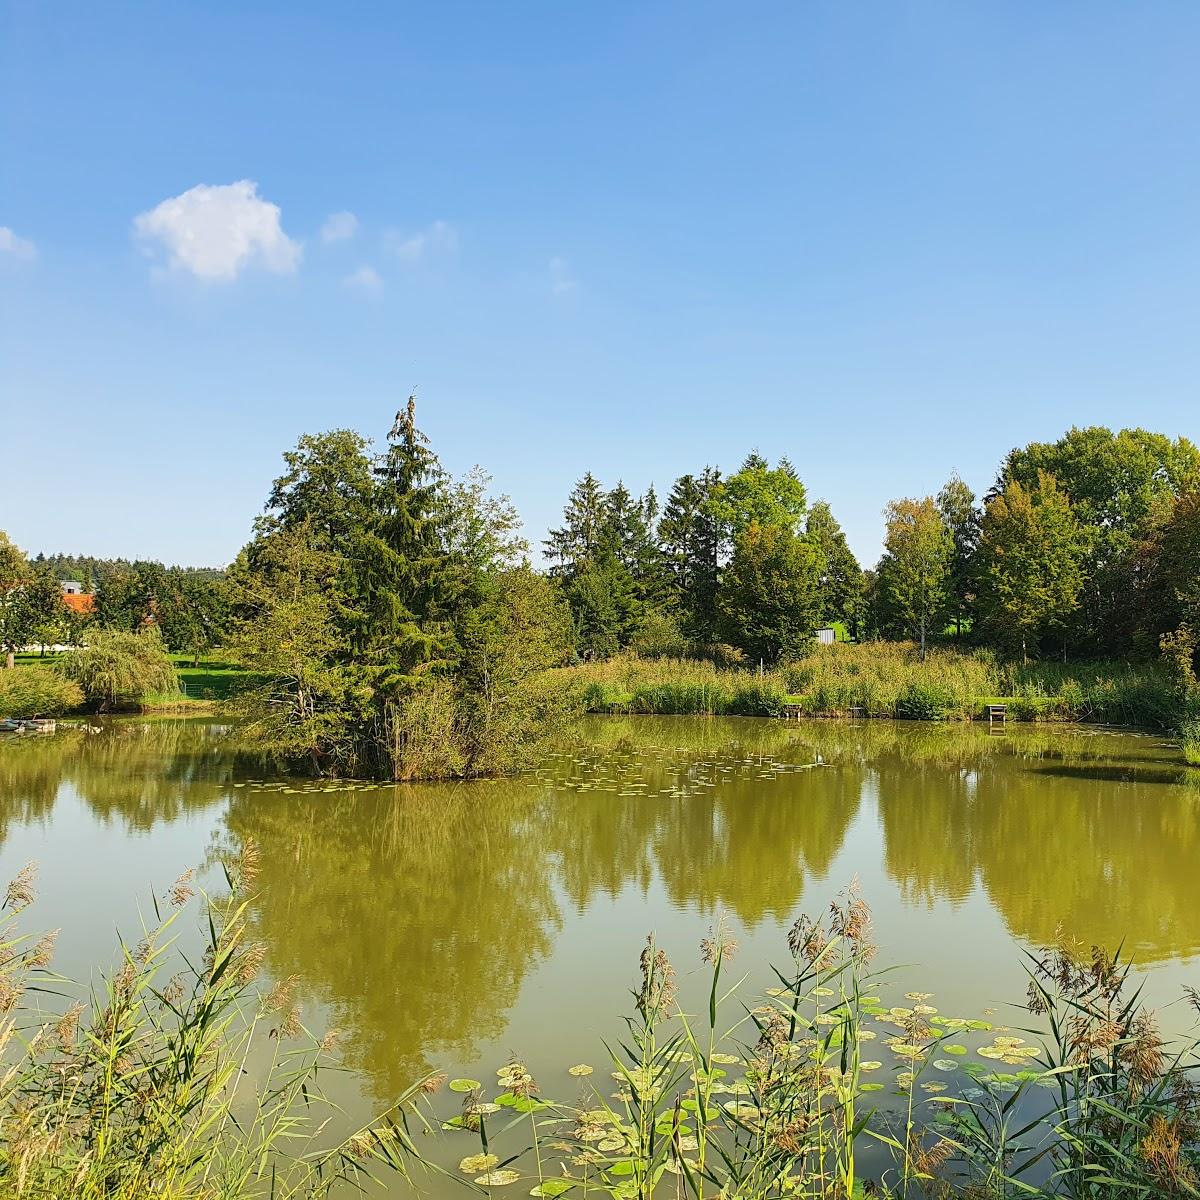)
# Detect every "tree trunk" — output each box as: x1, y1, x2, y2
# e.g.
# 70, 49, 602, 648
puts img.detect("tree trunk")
4, 649, 13, 670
